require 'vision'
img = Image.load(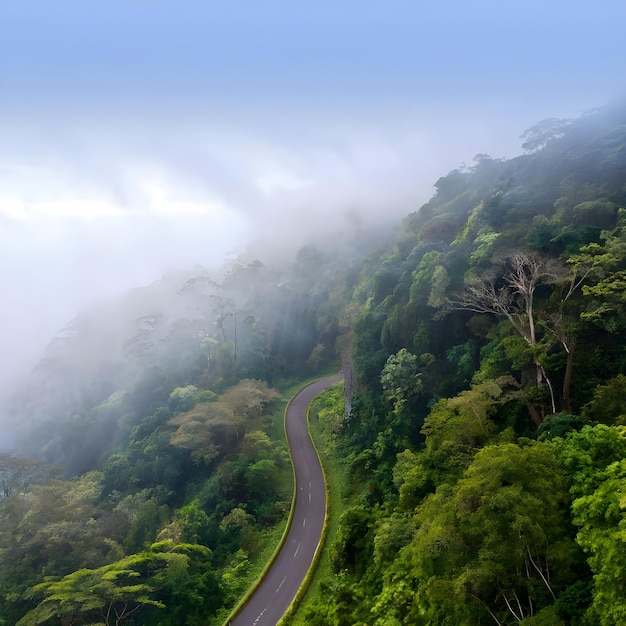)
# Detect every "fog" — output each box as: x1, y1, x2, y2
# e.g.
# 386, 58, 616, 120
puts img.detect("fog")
1, 1, 625, 447
0, 115, 507, 380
